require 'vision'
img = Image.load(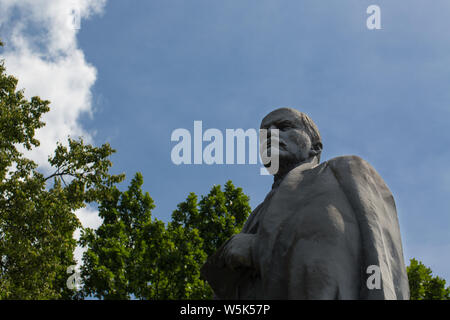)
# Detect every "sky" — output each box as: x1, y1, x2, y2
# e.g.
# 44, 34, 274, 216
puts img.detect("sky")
1, 0, 449, 284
